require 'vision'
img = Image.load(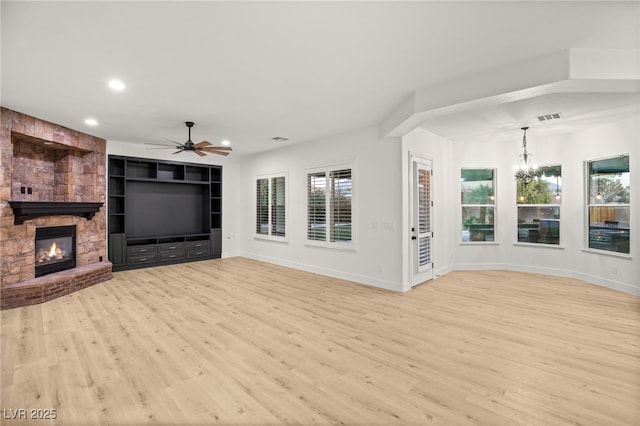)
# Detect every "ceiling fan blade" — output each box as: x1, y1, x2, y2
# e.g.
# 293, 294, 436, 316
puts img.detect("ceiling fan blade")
194, 149, 207, 157
200, 146, 232, 152
199, 148, 230, 156
194, 140, 212, 148
172, 149, 184, 155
